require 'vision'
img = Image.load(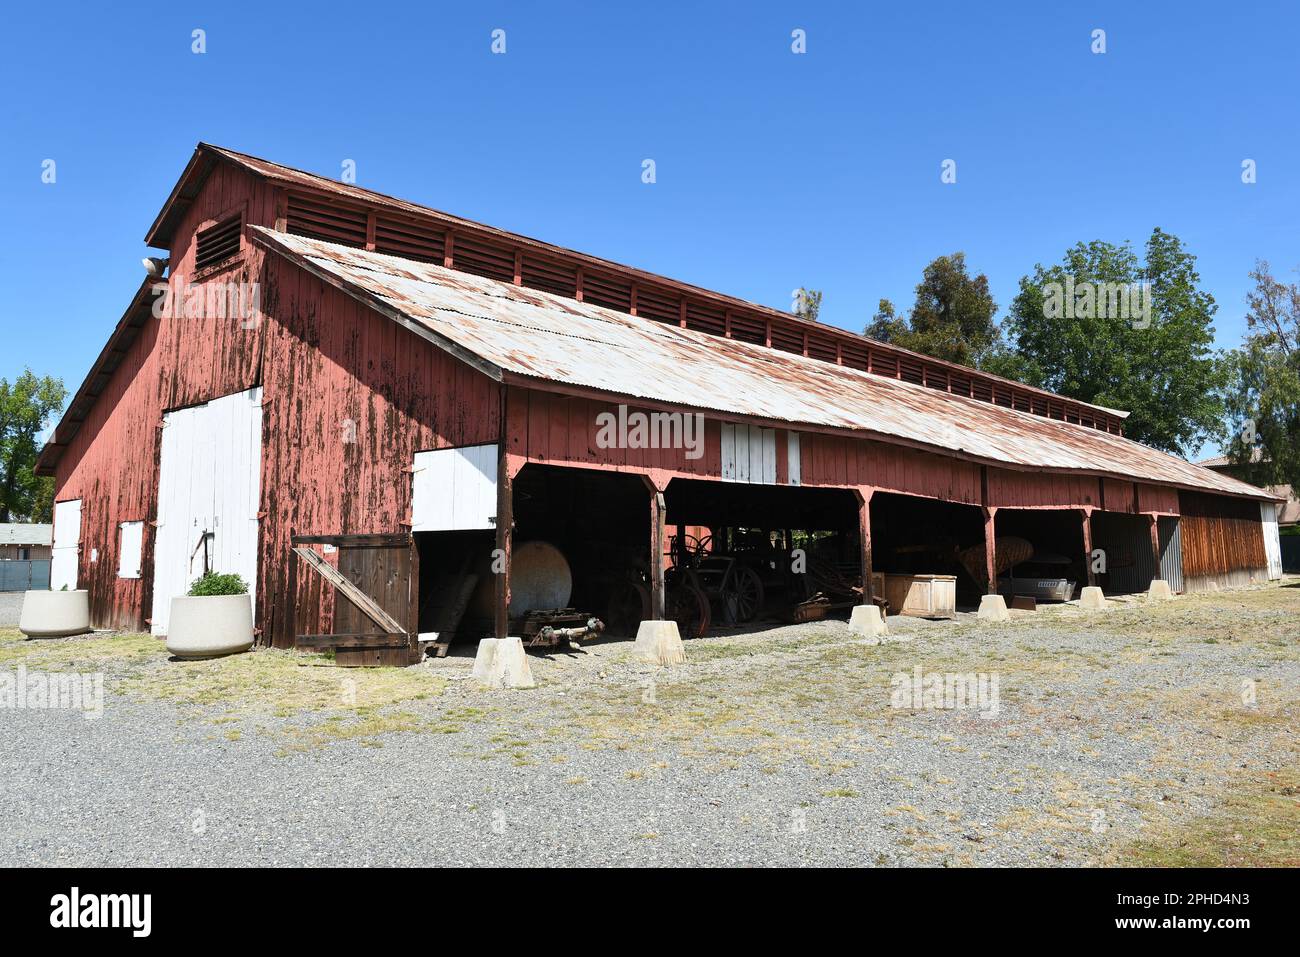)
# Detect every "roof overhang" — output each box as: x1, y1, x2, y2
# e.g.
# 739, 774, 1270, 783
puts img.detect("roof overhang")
251, 227, 1277, 506
35, 279, 162, 477
150, 143, 1127, 425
